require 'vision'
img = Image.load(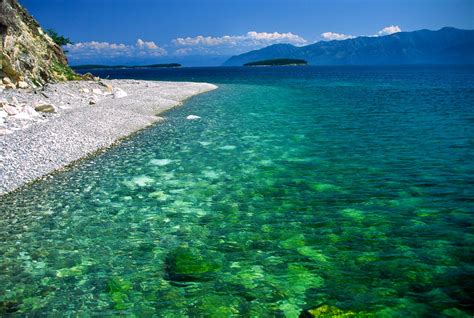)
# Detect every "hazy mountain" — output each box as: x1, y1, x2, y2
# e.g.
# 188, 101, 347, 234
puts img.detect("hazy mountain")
223, 27, 474, 66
